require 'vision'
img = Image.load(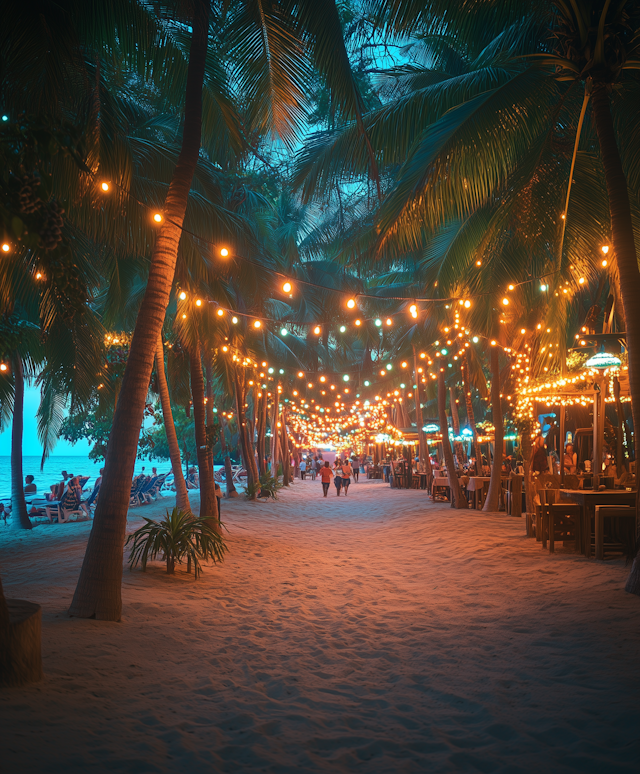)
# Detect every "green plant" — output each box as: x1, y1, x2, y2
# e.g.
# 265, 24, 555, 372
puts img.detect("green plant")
125, 507, 227, 579
259, 473, 282, 500
244, 473, 282, 501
